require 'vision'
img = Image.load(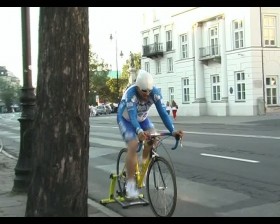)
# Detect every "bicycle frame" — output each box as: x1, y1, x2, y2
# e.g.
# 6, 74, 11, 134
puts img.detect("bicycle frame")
135, 153, 150, 188
135, 132, 180, 188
